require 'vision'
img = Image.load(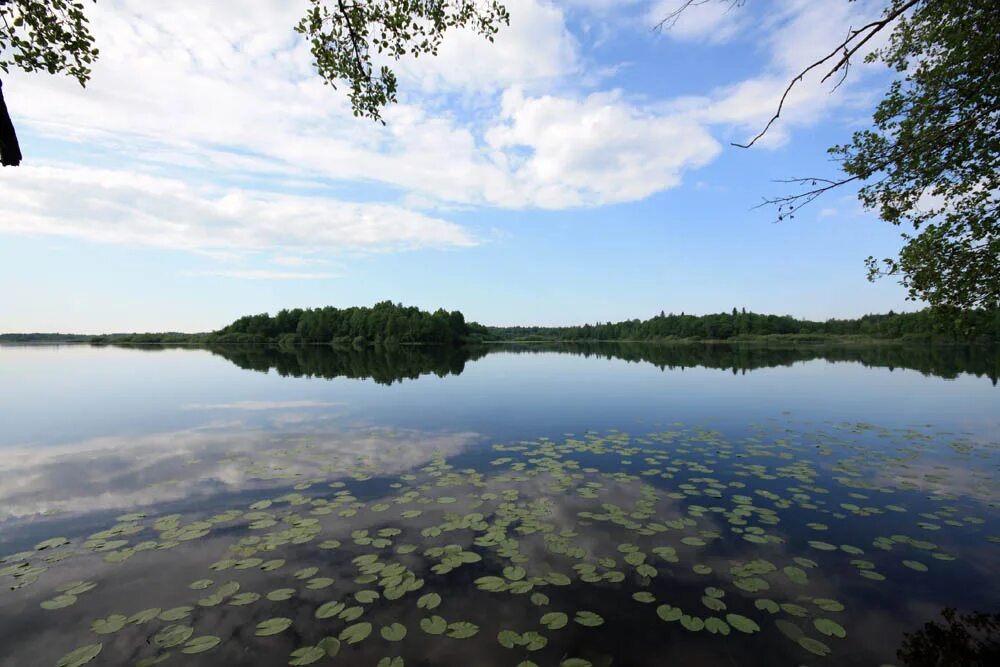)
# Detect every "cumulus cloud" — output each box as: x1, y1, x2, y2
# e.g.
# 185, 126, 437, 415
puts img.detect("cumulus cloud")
487, 88, 721, 207
646, 0, 749, 42
0, 0, 894, 259
0, 165, 478, 252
